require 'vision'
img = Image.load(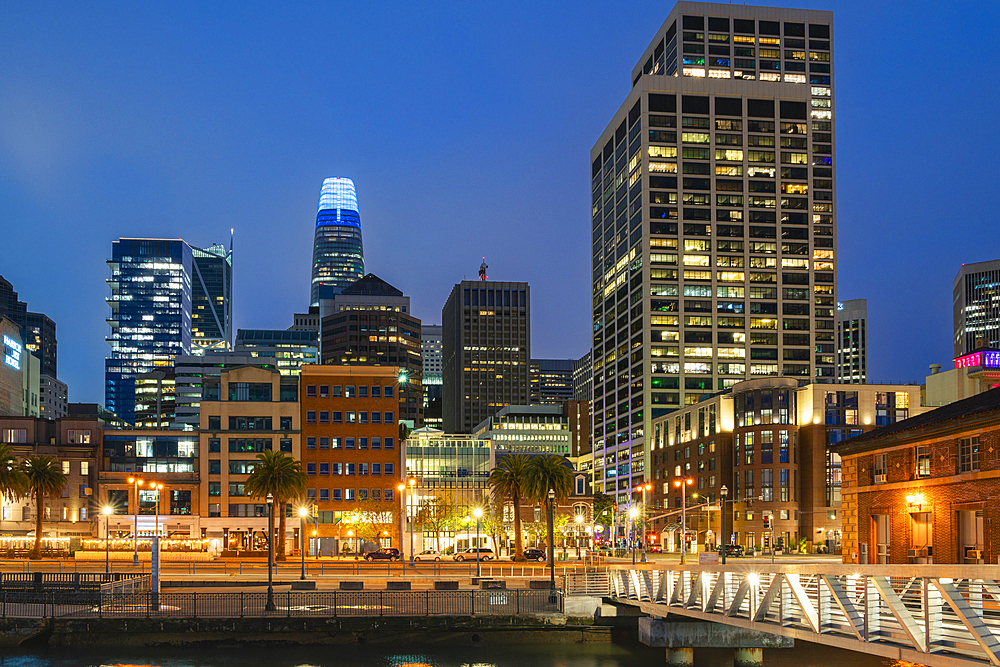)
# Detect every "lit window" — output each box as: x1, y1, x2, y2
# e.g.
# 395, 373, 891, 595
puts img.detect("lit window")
760, 72, 781, 81
682, 67, 706, 77
682, 133, 710, 144
649, 146, 678, 158
708, 69, 731, 78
